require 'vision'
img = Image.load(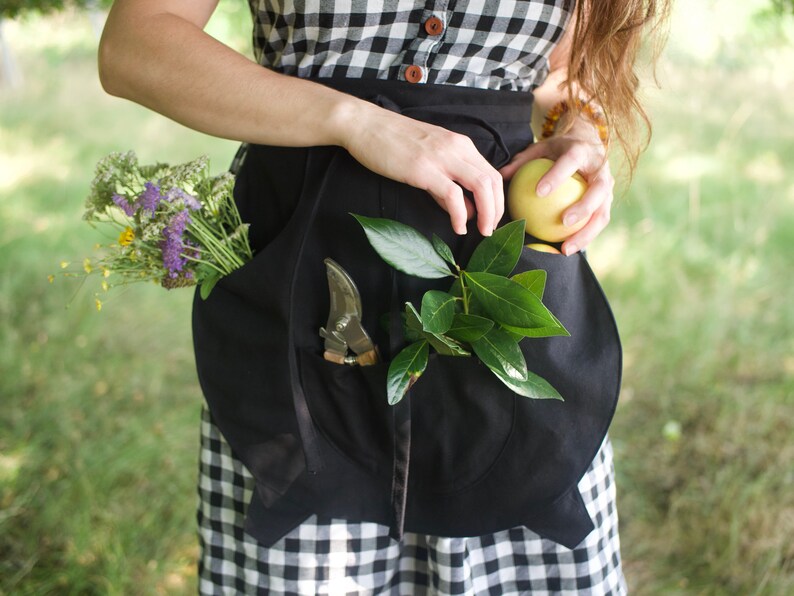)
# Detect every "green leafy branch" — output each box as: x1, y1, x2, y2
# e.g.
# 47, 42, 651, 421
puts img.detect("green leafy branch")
352, 214, 569, 405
